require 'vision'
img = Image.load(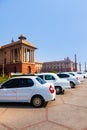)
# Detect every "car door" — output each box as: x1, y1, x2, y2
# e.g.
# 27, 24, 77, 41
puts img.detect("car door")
44, 74, 56, 84
16, 78, 34, 102
0, 79, 18, 102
